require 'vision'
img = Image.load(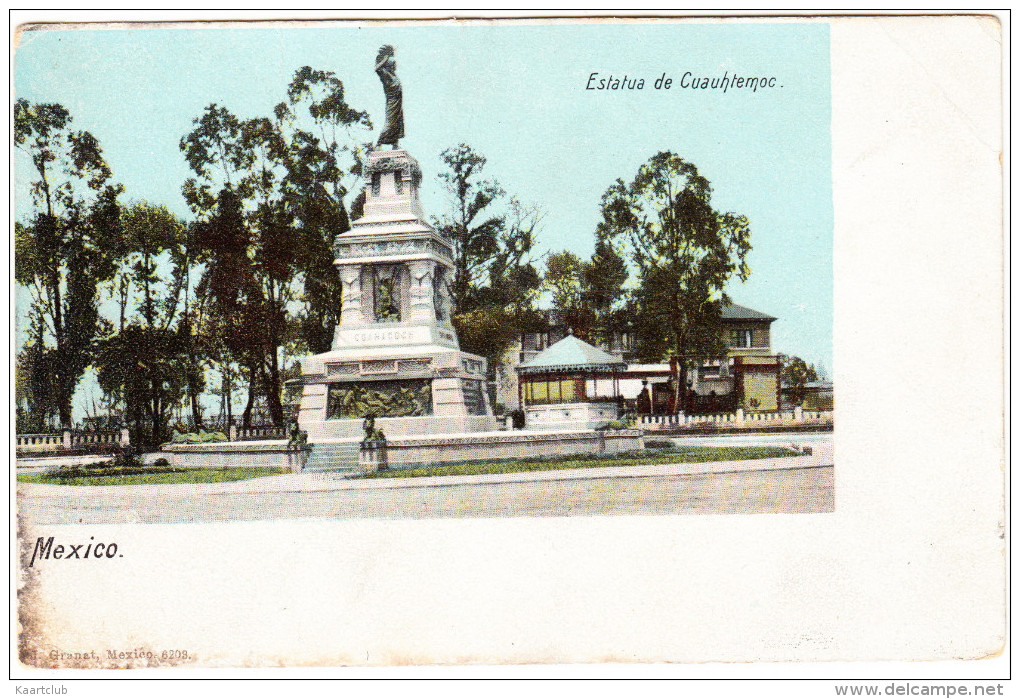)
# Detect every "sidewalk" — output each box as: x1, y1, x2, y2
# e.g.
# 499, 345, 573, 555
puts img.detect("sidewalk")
17, 443, 833, 499
15, 453, 115, 471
